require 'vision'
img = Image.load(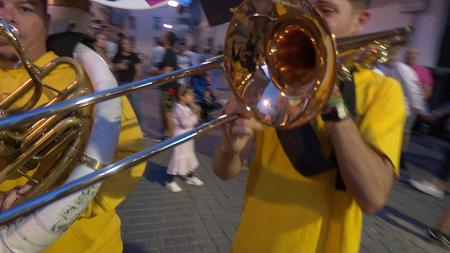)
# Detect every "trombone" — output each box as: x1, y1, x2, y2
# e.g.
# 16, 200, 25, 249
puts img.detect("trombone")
0, 0, 412, 225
